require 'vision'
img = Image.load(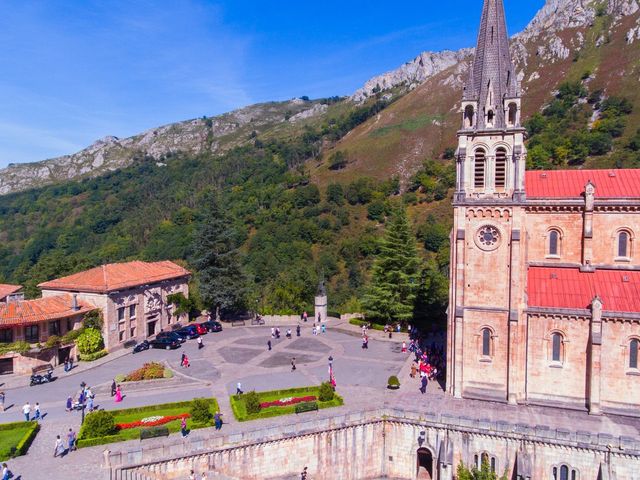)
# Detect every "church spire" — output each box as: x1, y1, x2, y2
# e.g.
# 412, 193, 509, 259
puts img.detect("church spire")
463, 0, 518, 130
